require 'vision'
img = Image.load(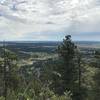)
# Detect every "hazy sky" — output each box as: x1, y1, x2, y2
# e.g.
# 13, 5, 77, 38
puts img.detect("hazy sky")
0, 0, 100, 41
